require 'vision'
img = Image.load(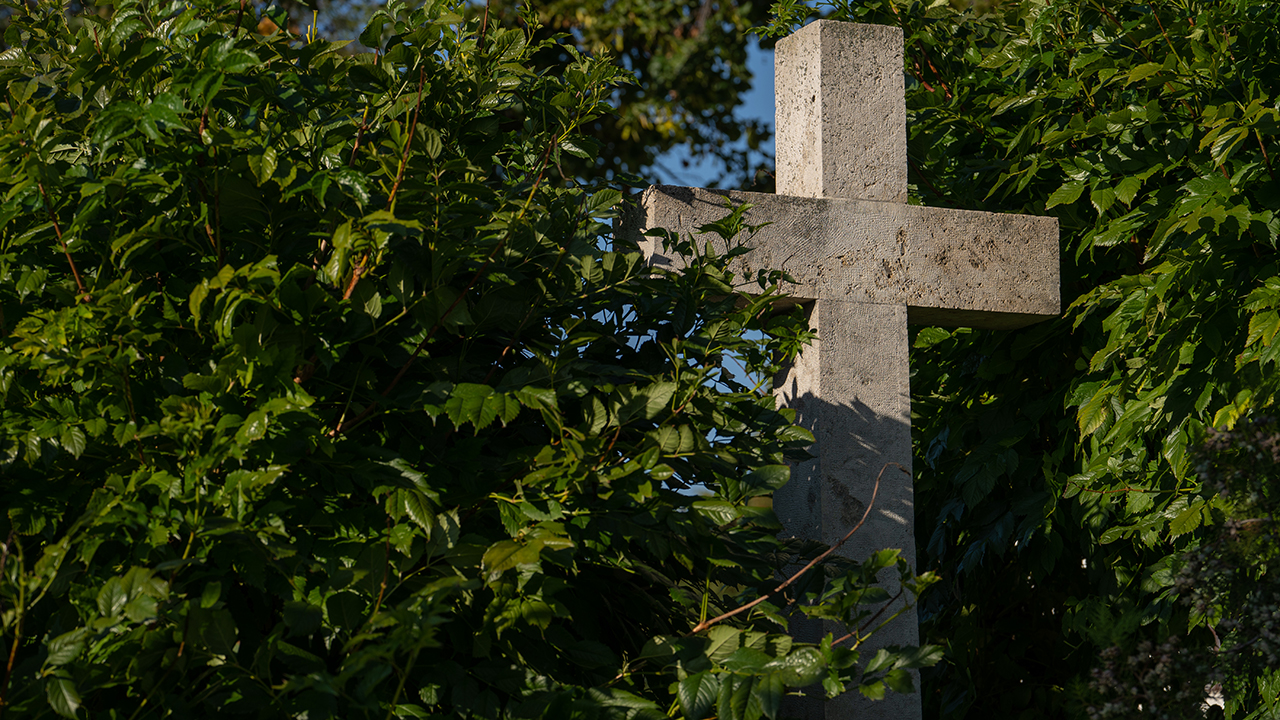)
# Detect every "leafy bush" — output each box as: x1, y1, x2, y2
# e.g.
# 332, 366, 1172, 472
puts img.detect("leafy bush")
0, 1, 937, 717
